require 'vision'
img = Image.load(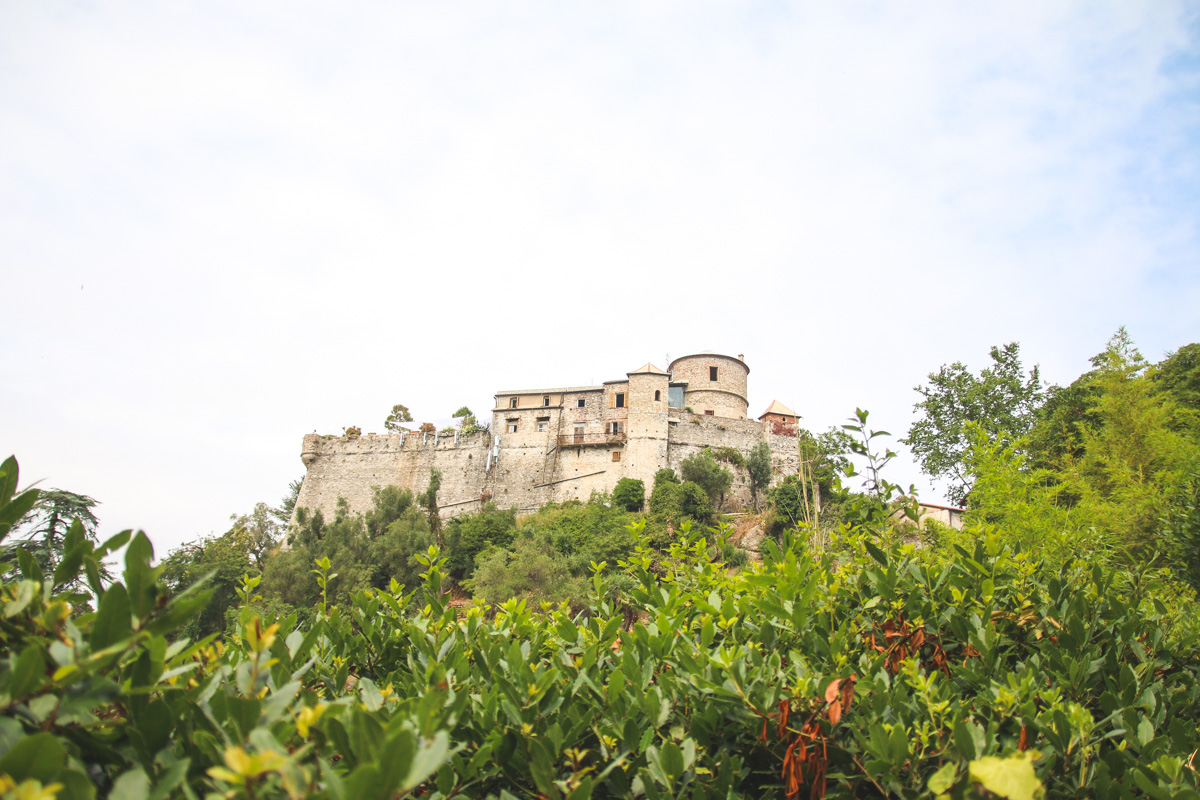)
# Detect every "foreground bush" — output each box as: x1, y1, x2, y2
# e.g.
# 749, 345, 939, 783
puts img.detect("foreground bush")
2, 454, 1199, 799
